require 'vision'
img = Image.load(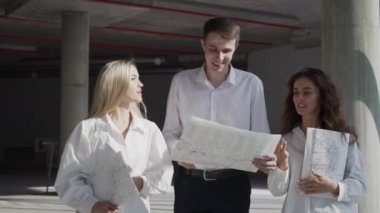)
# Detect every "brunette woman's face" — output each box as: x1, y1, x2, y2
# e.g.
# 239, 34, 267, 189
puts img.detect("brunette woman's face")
292, 77, 321, 118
